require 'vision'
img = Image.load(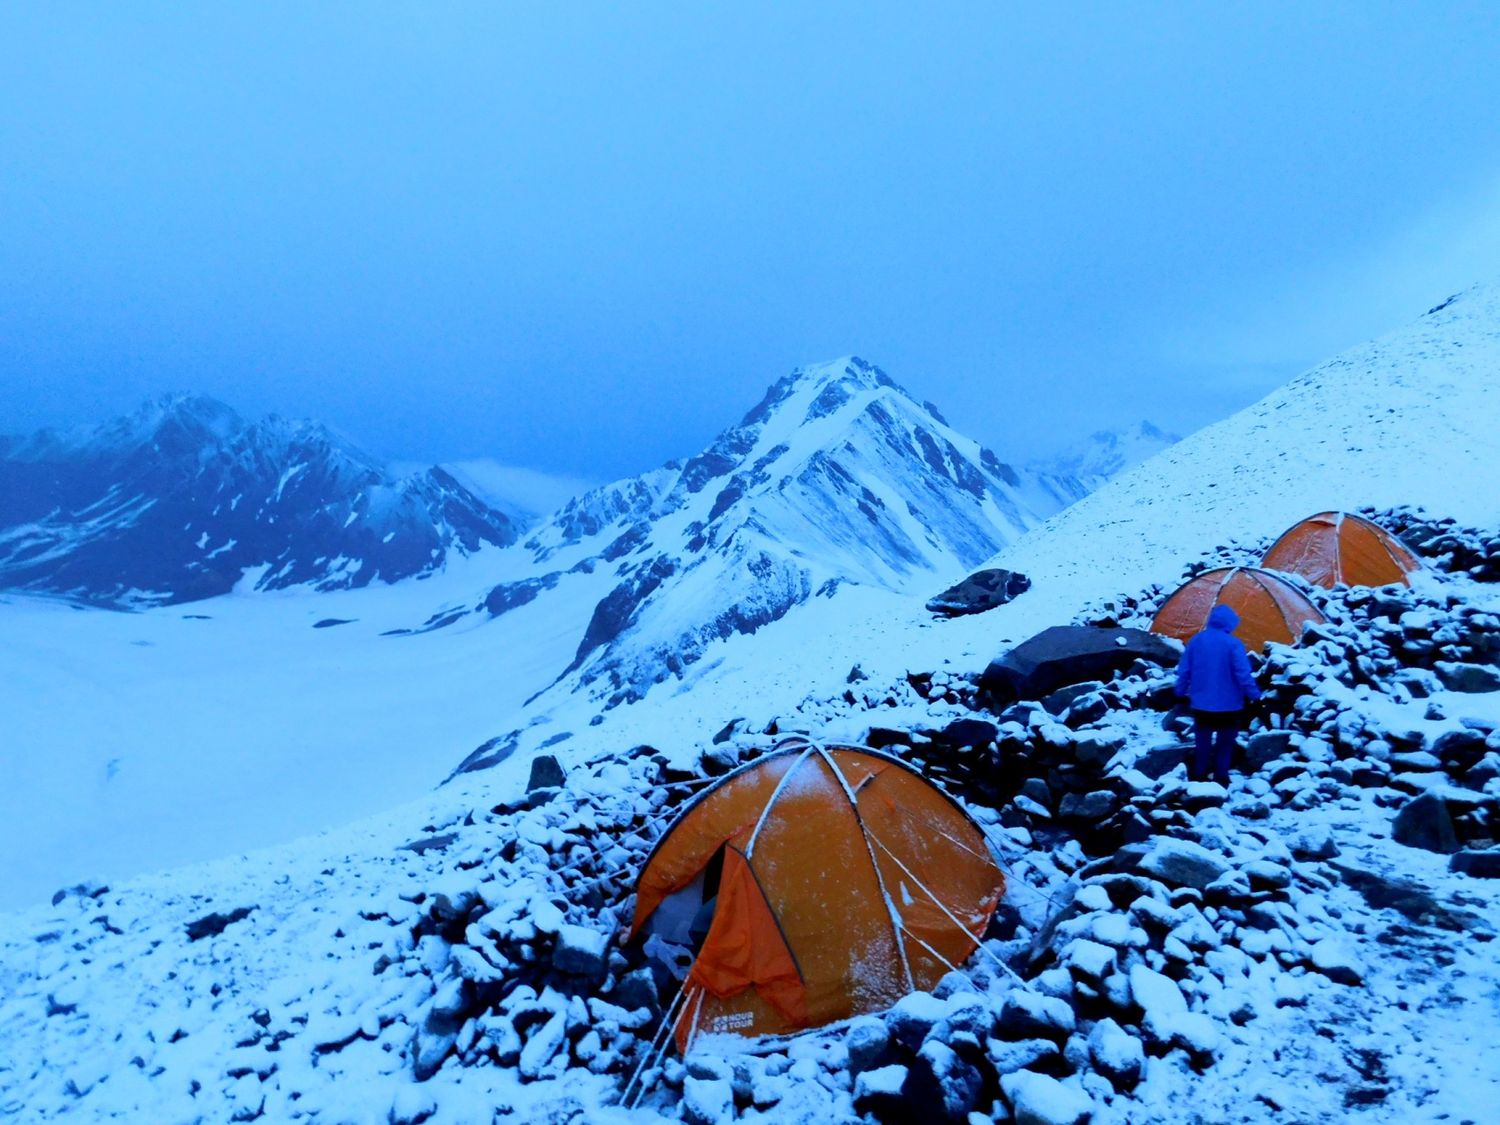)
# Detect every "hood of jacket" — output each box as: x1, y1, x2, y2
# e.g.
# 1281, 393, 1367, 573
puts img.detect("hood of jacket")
1207, 603, 1241, 632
